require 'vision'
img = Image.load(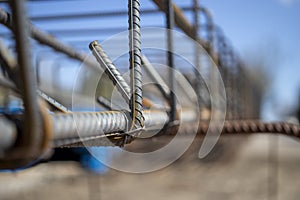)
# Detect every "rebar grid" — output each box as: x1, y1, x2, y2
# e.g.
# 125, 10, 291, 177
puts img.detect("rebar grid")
0, 0, 298, 170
